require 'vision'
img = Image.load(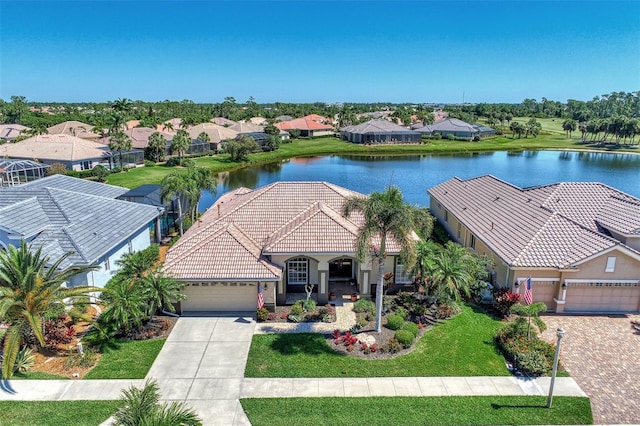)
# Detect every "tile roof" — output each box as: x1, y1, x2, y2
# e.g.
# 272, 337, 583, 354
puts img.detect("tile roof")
416, 118, 477, 133
187, 123, 238, 143
341, 119, 419, 134
211, 117, 238, 127
0, 124, 30, 140
229, 122, 264, 133
274, 116, 334, 131
428, 175, 640, 268
122, 127, 174, 149
164, 182, 406, 280
0, 175, 159, 268
0, 134, 110, 162
47, 121, 100, 139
